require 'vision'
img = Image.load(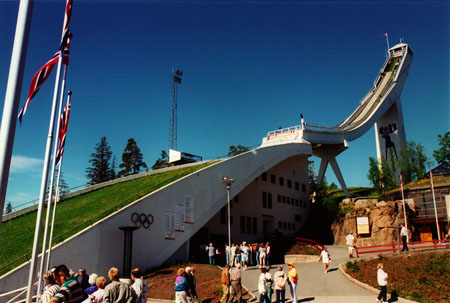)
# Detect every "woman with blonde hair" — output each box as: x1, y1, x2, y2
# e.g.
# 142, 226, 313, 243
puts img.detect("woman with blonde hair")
174, 268, 189, 303
91, 276, 107, 303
